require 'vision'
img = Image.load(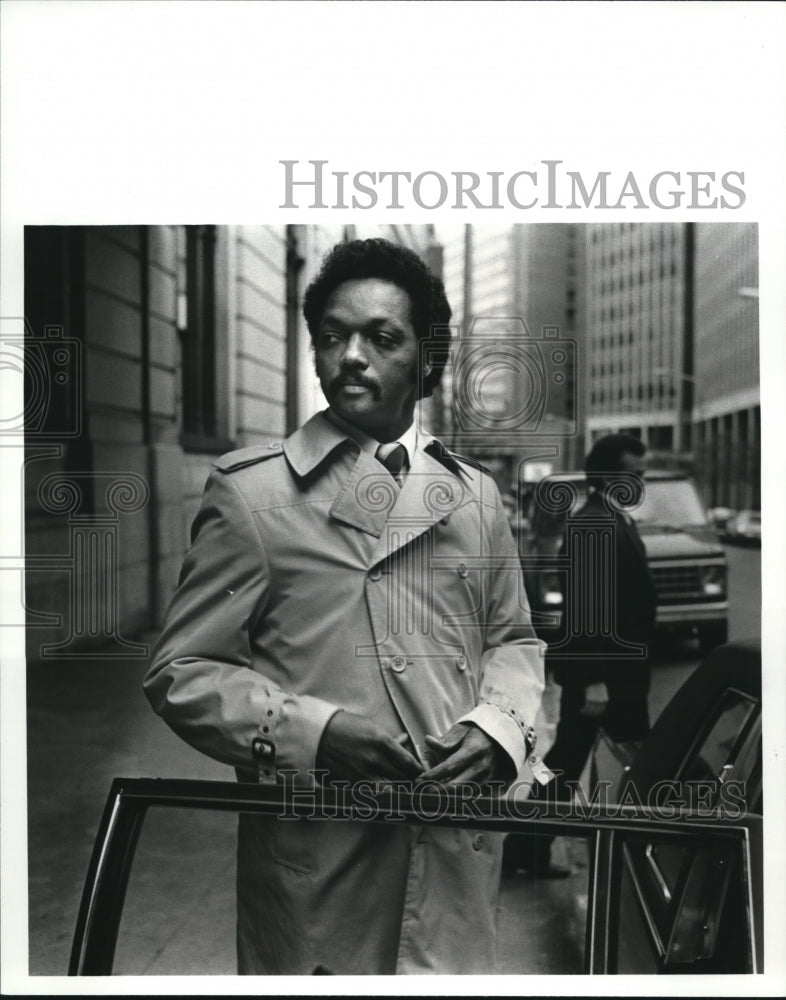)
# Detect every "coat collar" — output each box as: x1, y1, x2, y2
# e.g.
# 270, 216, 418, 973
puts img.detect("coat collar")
283, 410, 477, 484
283, 411, 479, 558
282, 411, 358, 479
